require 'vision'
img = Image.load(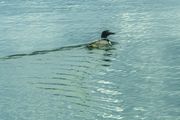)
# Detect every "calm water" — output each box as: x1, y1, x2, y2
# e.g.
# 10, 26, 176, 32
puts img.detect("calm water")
0, 0, 180, 120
